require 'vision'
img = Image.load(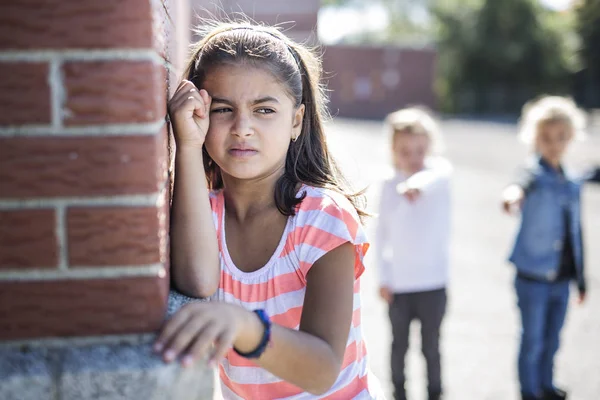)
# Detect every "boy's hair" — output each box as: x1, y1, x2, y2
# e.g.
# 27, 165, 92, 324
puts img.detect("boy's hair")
182, 20, 367, 220
385, 107, 444, 154
519, 96, 587, 145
